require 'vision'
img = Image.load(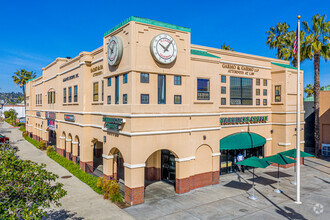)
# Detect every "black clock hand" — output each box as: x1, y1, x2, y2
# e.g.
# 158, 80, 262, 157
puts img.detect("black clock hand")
159, 43, 166, 51
164, 40, 173, 52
